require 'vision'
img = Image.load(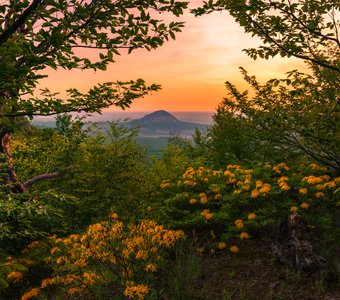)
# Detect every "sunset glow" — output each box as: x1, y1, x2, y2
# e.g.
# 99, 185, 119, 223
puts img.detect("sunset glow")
39, 1, 305, 112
